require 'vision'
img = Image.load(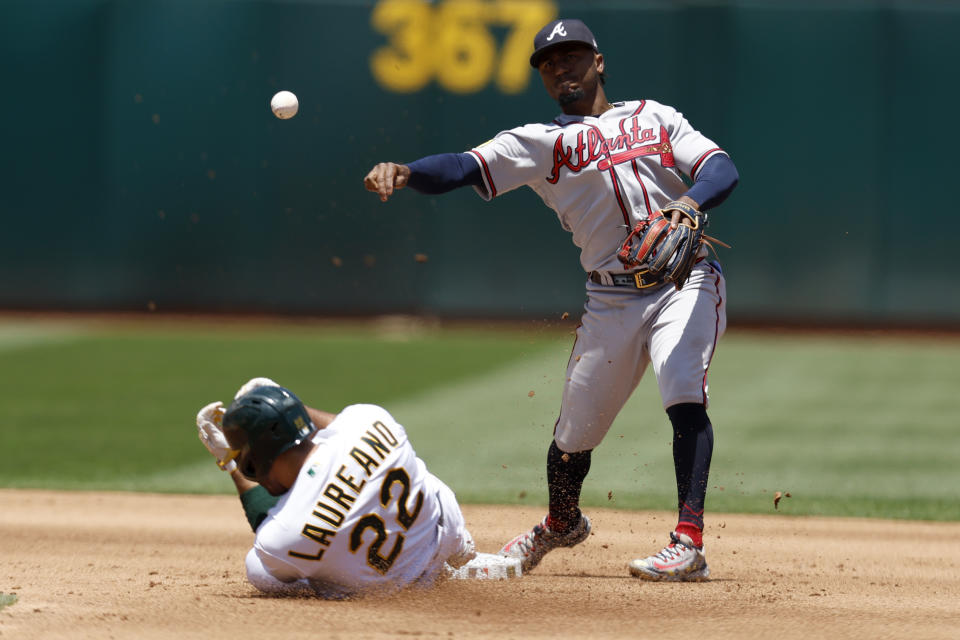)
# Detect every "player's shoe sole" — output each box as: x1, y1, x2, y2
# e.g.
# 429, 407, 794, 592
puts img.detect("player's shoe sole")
628, 531, 710, 582
498, 514, 591, 573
